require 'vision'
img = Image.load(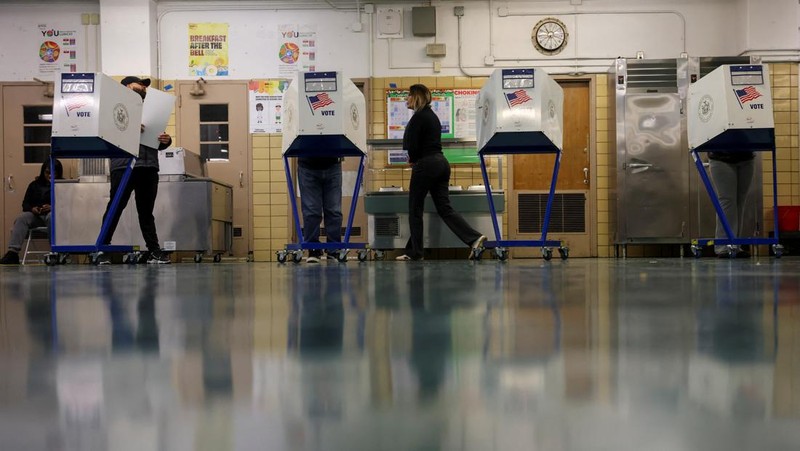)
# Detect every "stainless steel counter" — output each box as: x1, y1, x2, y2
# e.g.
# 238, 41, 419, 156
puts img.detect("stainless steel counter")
54, 178, 232, 256
365, 191, 504, 250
